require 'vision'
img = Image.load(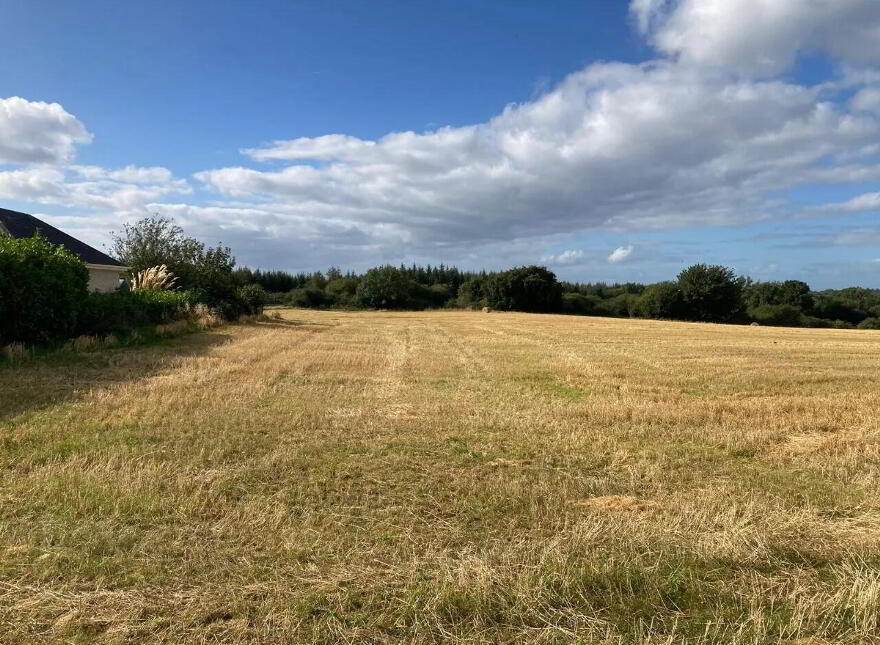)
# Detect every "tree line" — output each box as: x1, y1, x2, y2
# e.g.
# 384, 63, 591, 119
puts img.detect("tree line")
237, 262, 880, 330
102, 216, 878, 331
